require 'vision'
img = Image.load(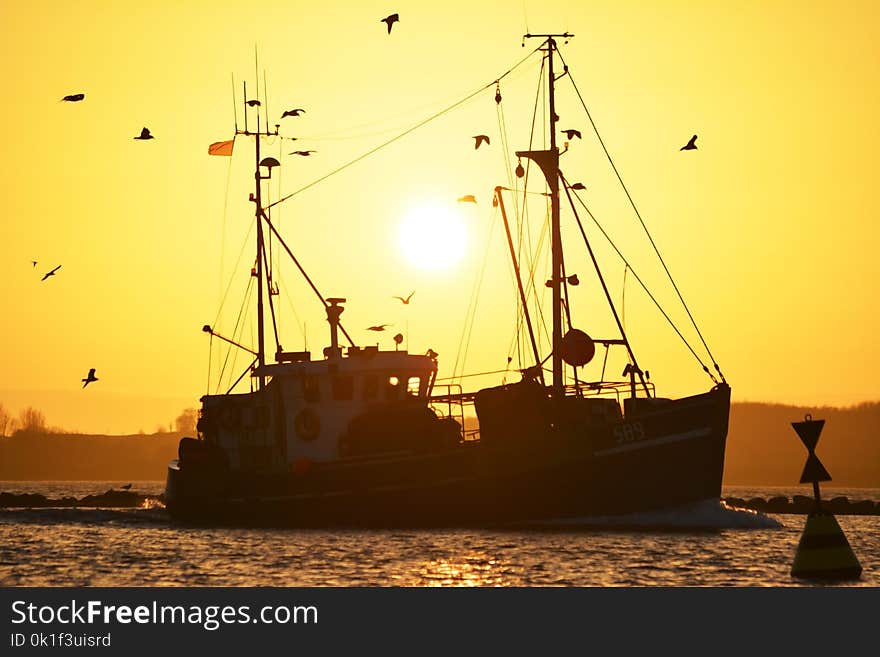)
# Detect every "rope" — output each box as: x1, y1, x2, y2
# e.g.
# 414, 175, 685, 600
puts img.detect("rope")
264, 47, 543, 212
563, 177, 718, 384
558, 50, 725, 383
